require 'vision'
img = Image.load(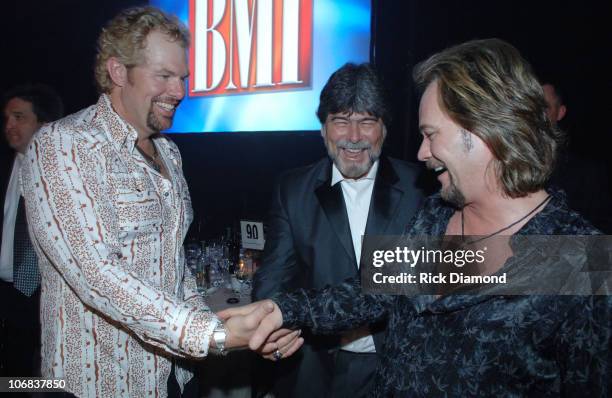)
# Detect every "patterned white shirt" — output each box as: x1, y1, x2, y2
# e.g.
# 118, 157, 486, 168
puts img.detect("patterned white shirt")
21, 95, 218, 397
